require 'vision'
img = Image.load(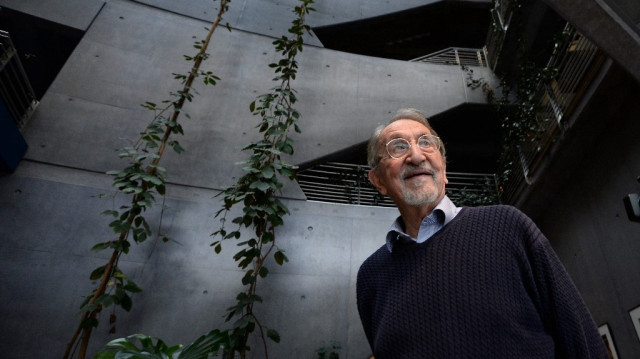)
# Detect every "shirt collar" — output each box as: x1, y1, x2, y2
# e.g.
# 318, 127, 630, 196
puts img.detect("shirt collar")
385, 195, 460, 252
